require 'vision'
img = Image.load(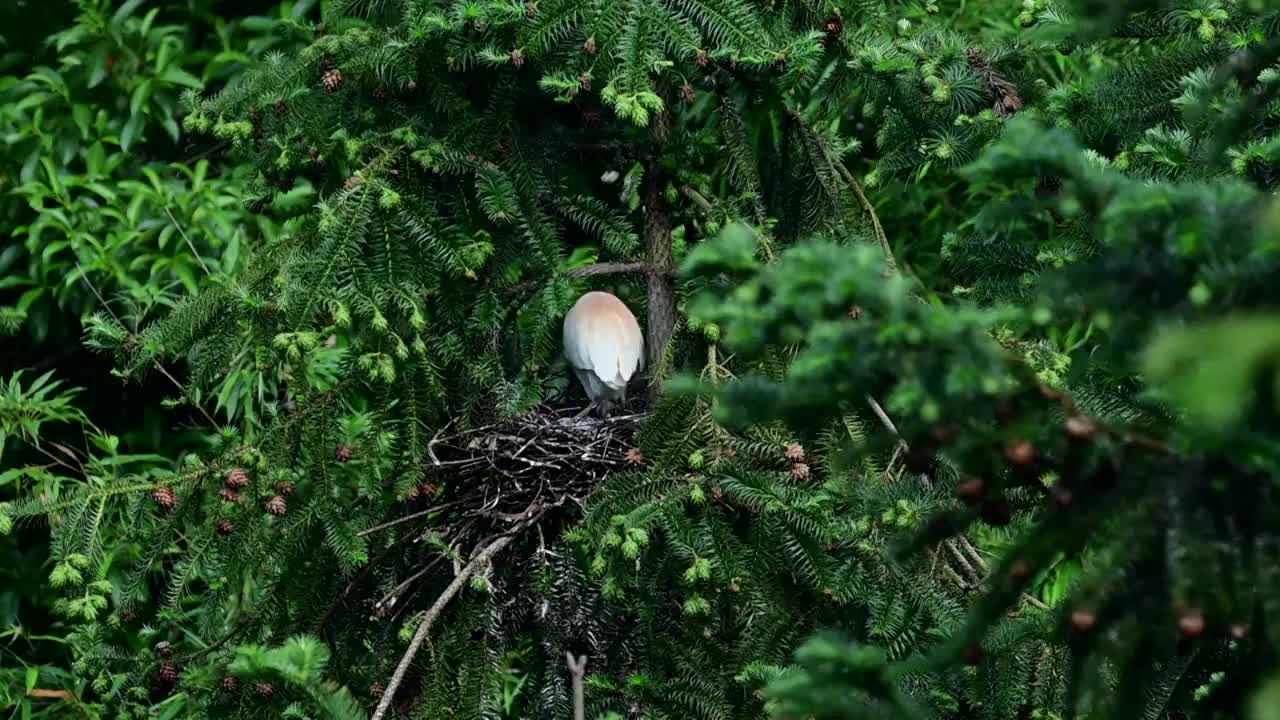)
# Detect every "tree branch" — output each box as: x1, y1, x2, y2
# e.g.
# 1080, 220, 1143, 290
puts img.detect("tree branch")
369, 513, 538, 720
566, 652, 587, 720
